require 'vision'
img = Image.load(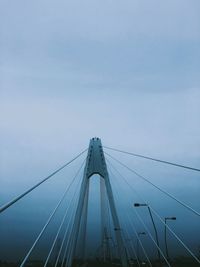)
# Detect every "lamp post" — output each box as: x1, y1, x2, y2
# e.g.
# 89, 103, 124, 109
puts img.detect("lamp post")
164, 217, 176, 261
134, 203, 161, 266
137, 232, 146, 263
